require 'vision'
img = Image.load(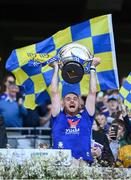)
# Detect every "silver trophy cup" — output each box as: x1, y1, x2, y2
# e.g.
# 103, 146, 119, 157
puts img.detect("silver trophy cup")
58, 42, 93, 84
